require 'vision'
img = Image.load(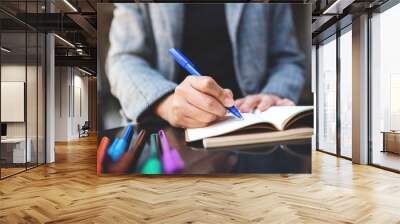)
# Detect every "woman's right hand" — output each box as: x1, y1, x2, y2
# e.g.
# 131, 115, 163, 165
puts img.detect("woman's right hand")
154, 76, 234, 128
